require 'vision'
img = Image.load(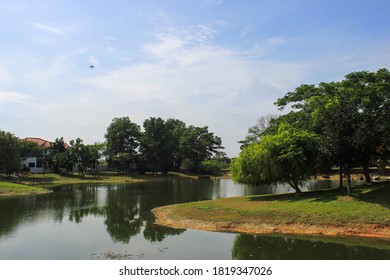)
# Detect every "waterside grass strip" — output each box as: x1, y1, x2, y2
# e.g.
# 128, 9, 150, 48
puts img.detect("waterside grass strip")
152, 182, 390, 240
0, 181, 50, 196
